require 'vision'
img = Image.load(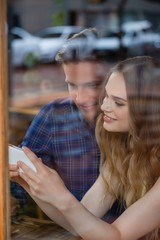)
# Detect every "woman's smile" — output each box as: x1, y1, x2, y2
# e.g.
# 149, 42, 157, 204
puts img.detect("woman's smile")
103, 114, 117, 123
